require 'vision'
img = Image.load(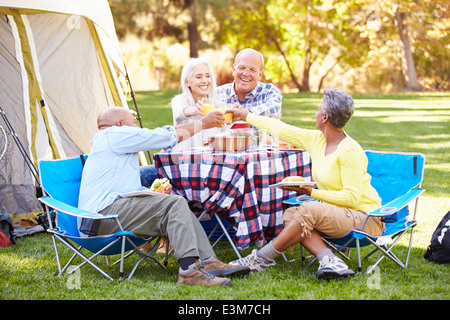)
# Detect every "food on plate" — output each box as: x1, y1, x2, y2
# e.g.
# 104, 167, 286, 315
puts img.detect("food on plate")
276, 139, 298, 149
261, 133, 274, 145
150, 178, 171, 193
282, 176, 305, 183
